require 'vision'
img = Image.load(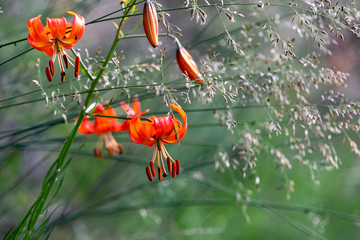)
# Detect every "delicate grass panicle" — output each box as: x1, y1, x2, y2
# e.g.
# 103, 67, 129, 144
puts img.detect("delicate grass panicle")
1, 0, 360, 239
